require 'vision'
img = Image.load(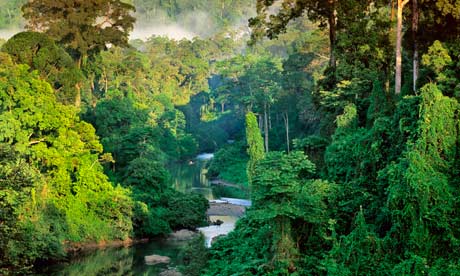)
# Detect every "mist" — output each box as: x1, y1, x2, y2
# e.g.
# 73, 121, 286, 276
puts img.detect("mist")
0, 28, 22, 39
130, 24, 197, 41
130, 8, 252, 41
